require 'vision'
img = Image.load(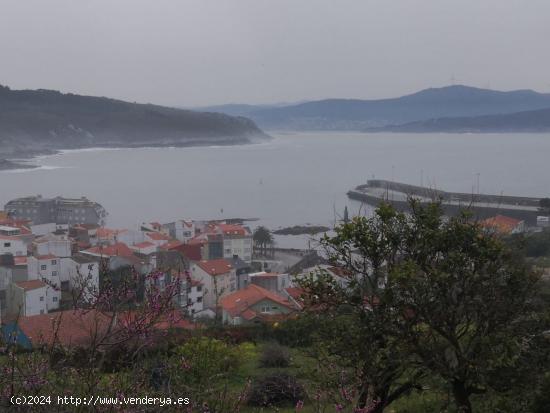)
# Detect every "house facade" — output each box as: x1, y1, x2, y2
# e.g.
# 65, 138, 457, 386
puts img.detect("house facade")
220, 284, 297, 325
190, 259, 237, 310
